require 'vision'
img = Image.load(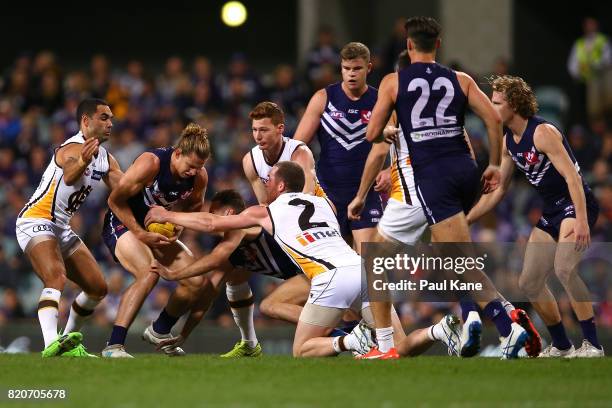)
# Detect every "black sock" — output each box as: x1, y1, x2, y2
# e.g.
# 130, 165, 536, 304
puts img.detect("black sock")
108, 325, 128, 346
152, 308, 180, 335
